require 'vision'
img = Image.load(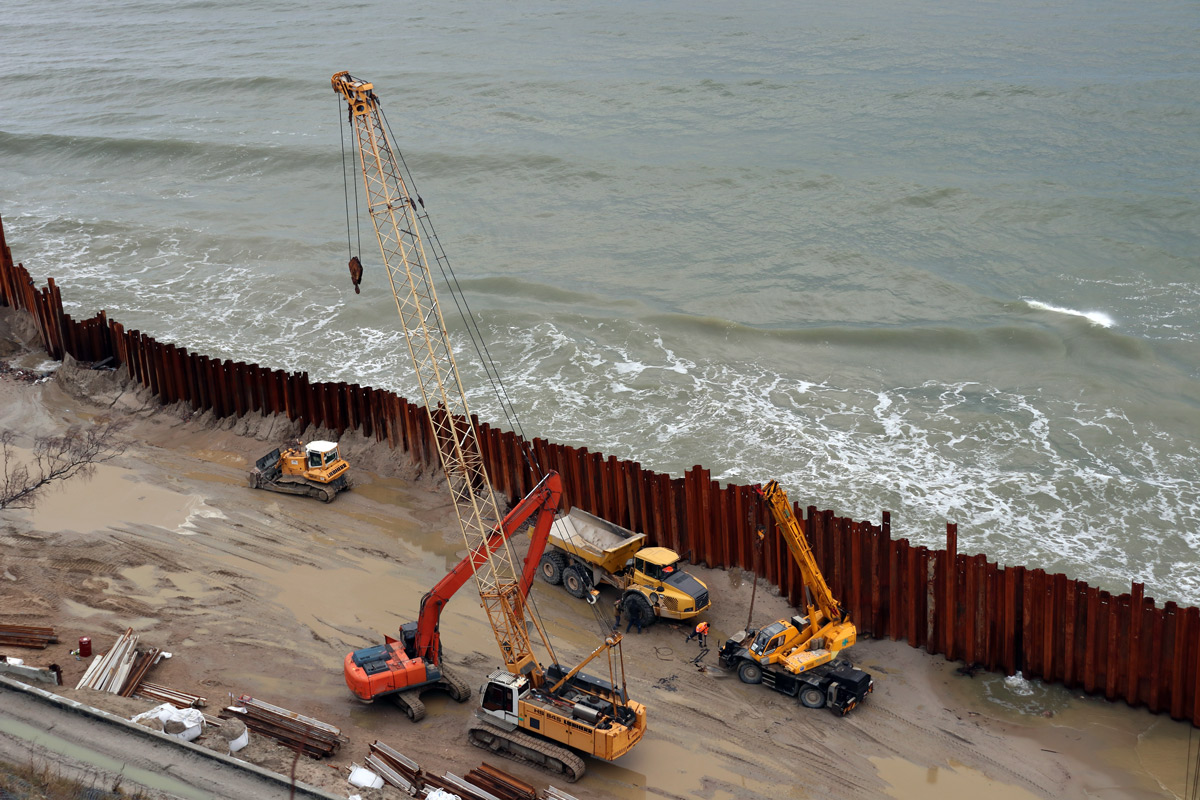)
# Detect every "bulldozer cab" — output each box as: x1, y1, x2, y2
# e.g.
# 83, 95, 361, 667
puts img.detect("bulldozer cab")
306, 441, 340, 469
